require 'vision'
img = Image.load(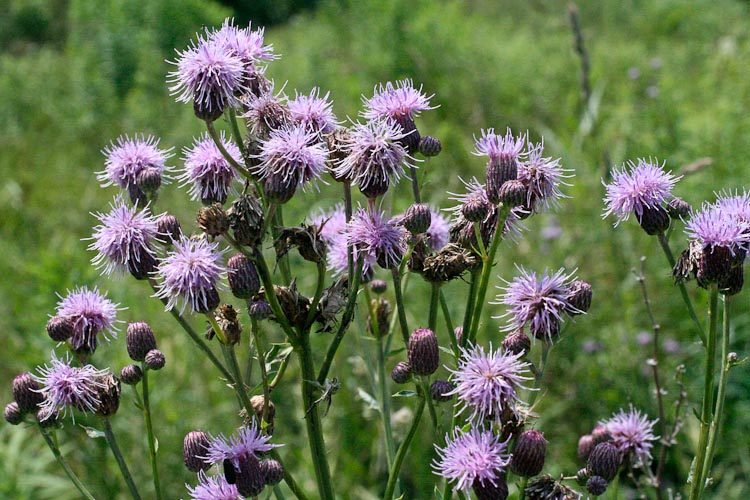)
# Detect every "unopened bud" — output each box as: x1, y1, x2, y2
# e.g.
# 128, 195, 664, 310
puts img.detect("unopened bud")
429, 380, 454, 402
567, 280, 593, 314
127, 322, 158, 362
403, 203, 432, 235
248, 299, 272, 320
370, 279, 387, 294
407, 328, 439, 376
586, 475, 608, 496
13, 372, 44, 413
46, 316, 73, 342
486, 156, 518, 205
120, 364, 143, 385
183, 431, 211, 472
502, 330, 531, 355
145, 349, 166, 370
418, 136, 442, 157
261, 459, 284, 486
391, 361, 412, 384
667, 198, 690, 219
586, 442, 622, 481
498, 179, 527, 207
155, 213, 182, 245
93, 374, 121, 417
368, 297, 391, 338
228, 254, 261, 299
4, 402, 23, 425
510, 429, 547, 477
